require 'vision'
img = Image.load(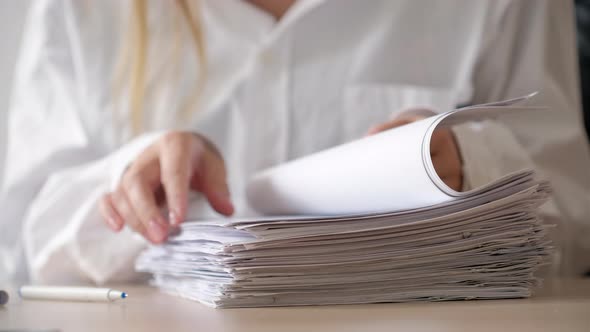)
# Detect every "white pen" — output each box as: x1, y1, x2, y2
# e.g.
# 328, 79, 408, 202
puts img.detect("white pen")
19, 286, 128, 302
